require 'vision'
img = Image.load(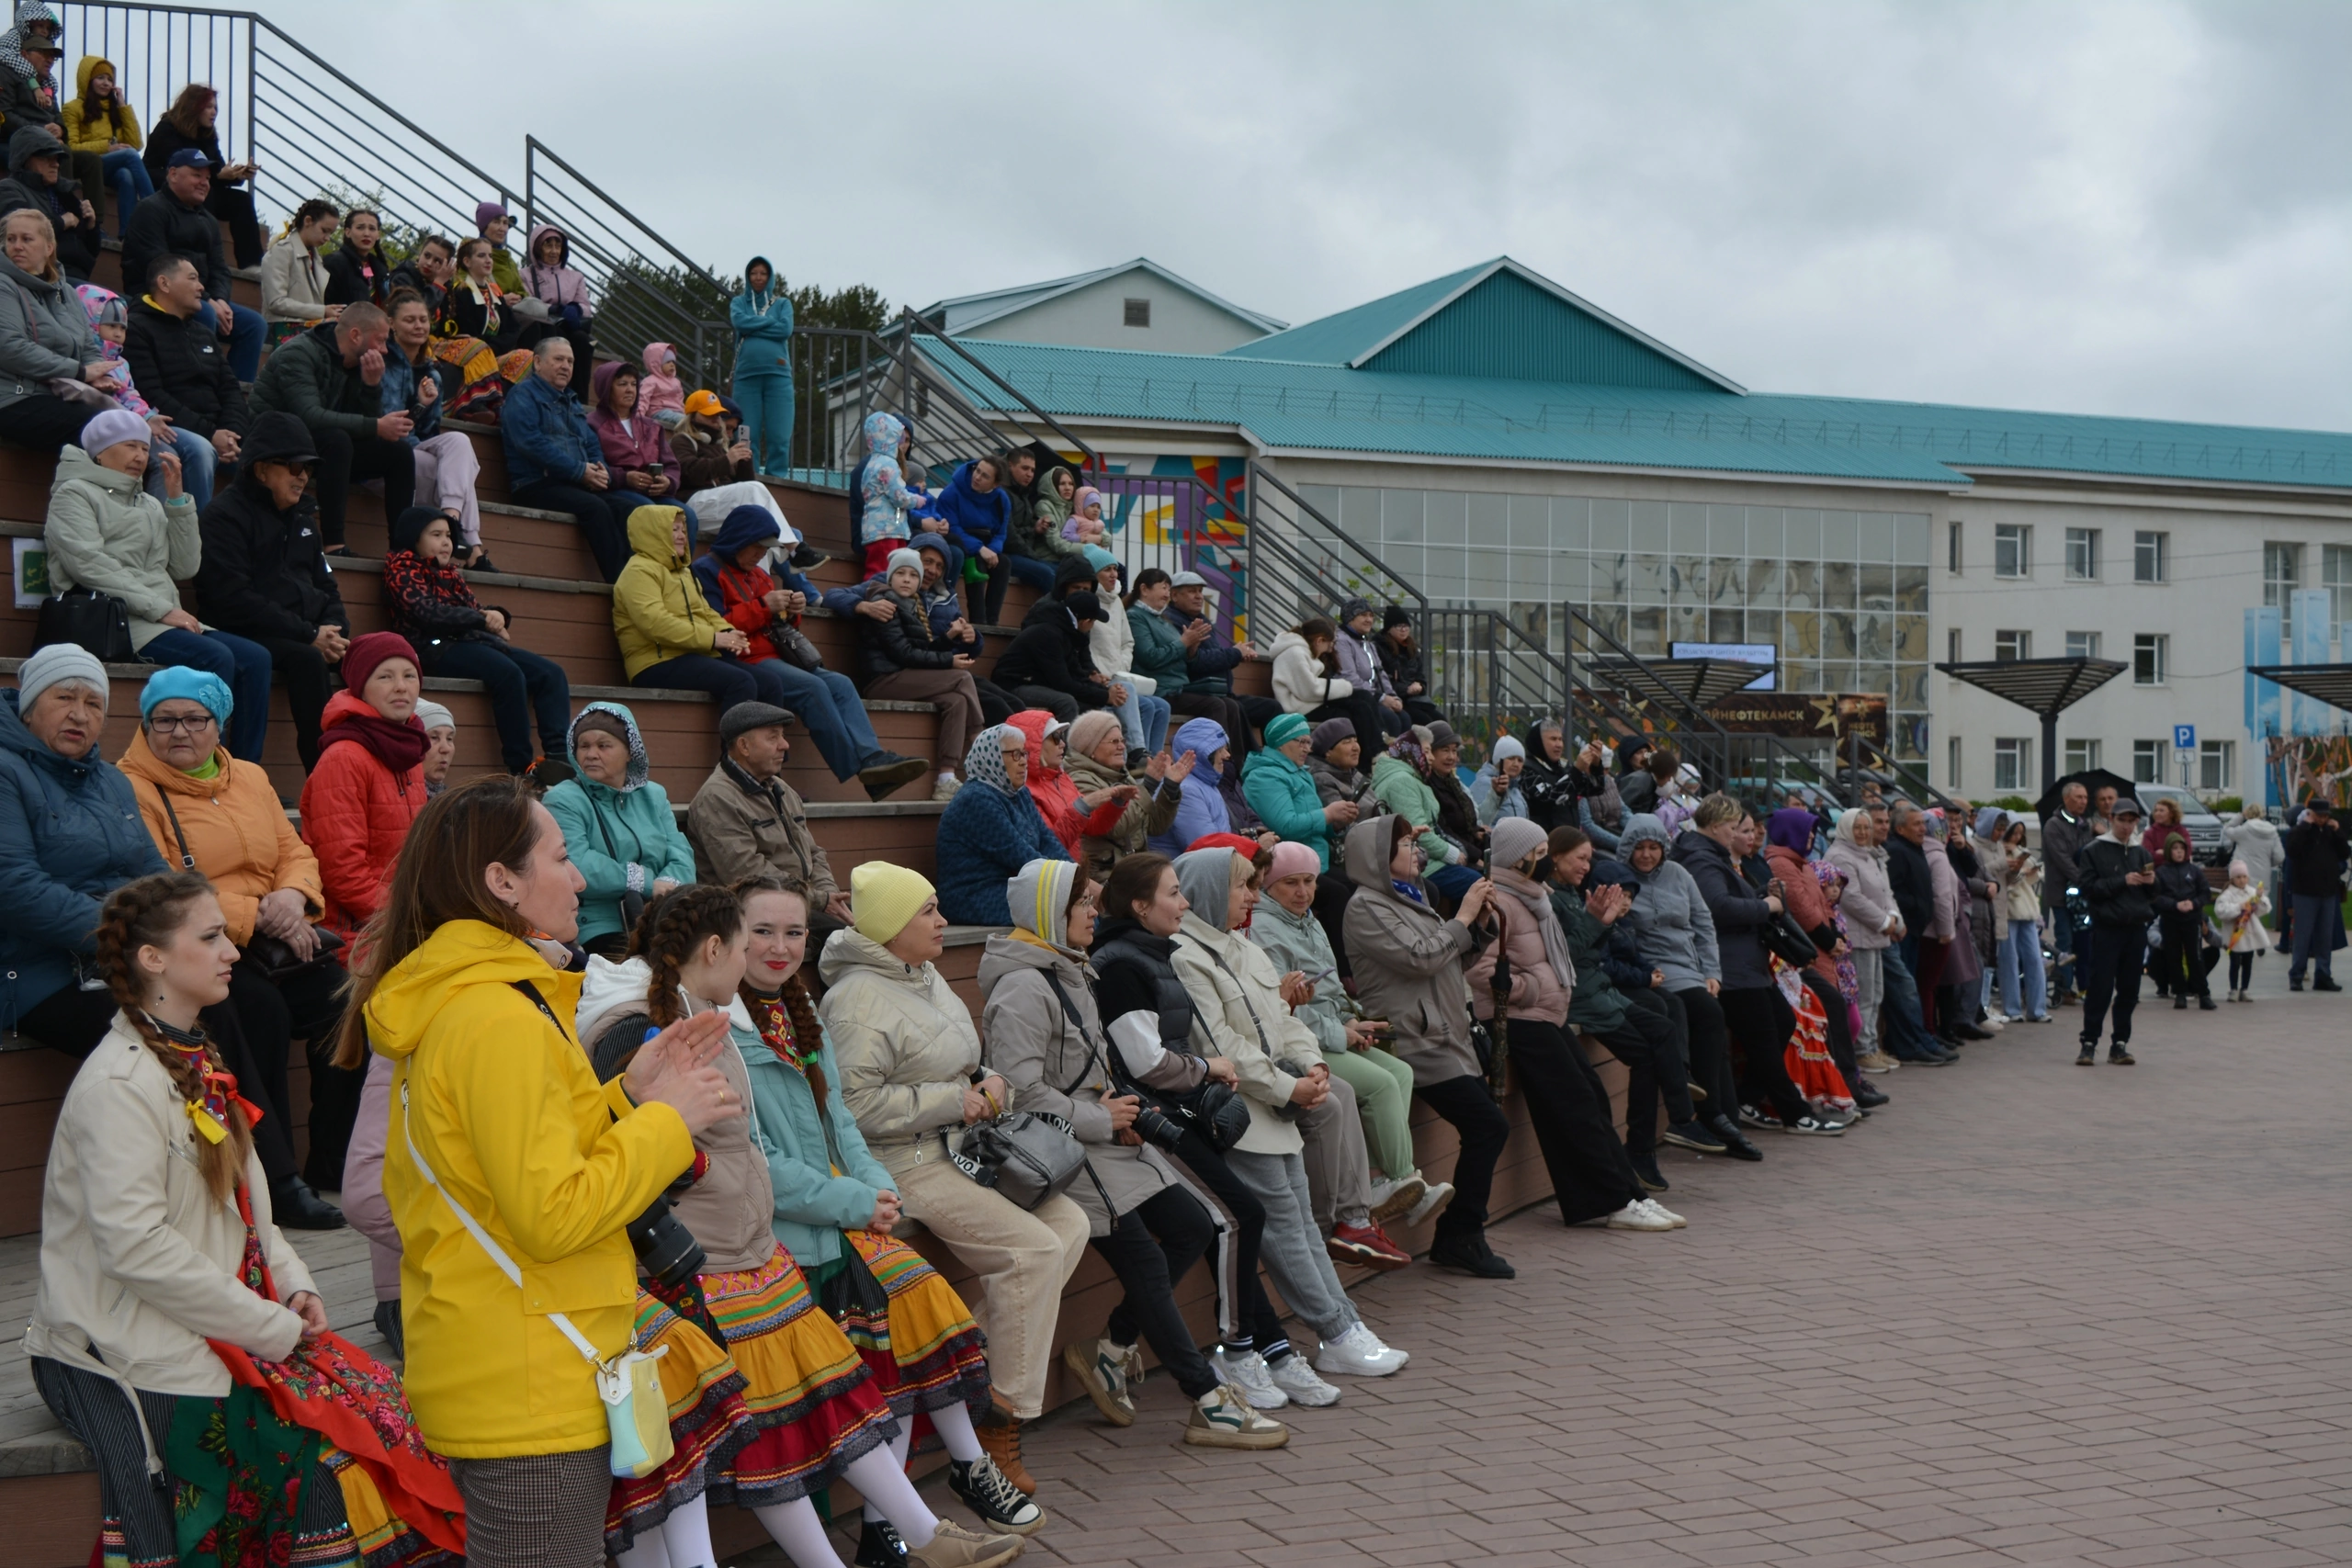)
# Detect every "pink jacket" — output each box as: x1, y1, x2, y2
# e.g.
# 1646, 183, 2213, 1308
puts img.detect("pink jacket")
1465, 872, 1573, 1026
639, 342, 685, 421
341, 1054, 401, 1301
588, 361, 683, 492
